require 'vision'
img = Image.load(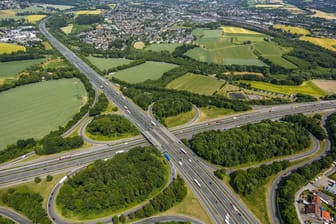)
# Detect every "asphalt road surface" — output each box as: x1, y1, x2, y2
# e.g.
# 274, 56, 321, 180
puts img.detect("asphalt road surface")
0, 207, 32, 224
